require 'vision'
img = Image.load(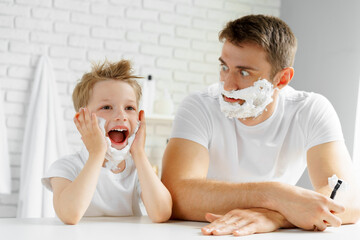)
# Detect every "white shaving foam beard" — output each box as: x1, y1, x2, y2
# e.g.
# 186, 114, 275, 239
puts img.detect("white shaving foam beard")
97, 117, 139, 171
219, 79, 276, 119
